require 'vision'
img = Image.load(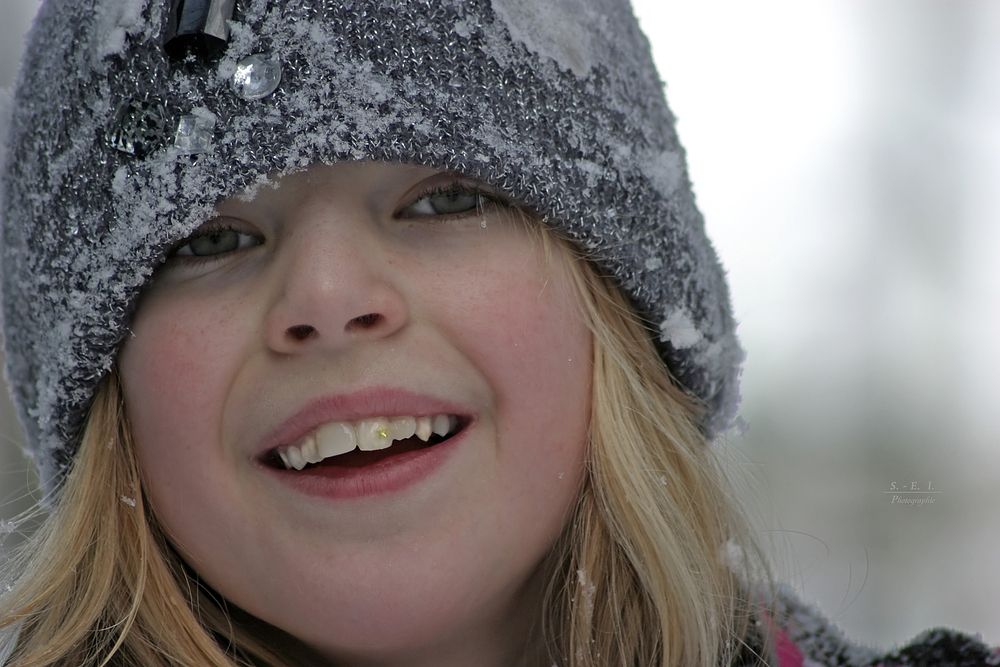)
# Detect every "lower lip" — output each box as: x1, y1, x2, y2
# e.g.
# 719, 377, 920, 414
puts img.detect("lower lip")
263, 427, 467, 500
